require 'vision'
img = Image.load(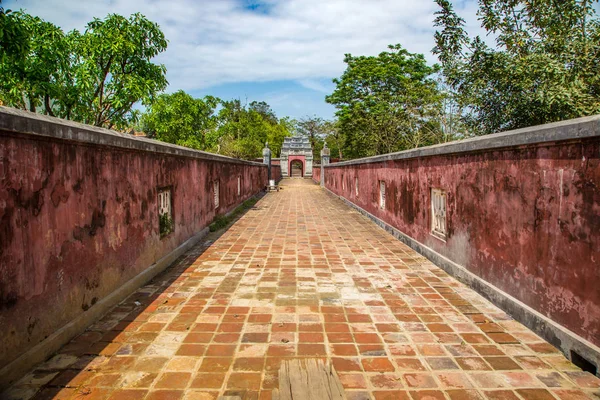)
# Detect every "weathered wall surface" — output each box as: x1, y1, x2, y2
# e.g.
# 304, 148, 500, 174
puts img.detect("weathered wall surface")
272, 164, 282, 183
312, 165, 321, 183
324, 116, 600, 349
0, 107, 267, 369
